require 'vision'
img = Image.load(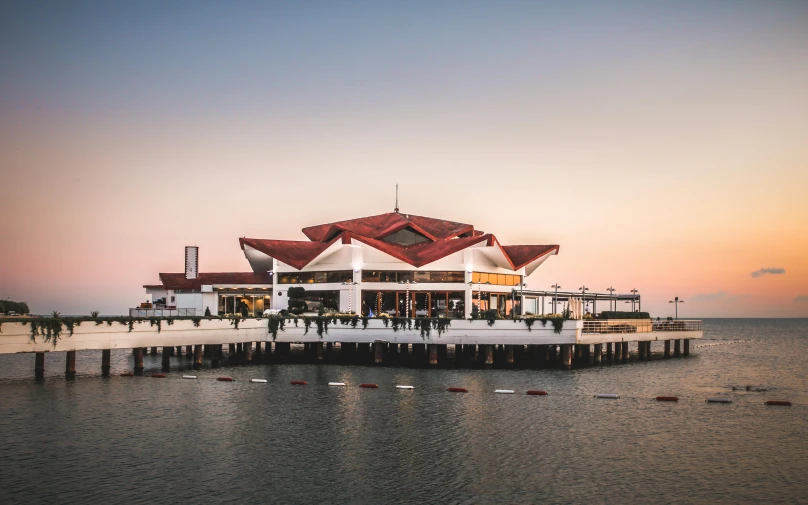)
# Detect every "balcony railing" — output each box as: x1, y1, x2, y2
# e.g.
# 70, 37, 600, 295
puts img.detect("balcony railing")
582, 319, 702, 334
128, 308, 201, 317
